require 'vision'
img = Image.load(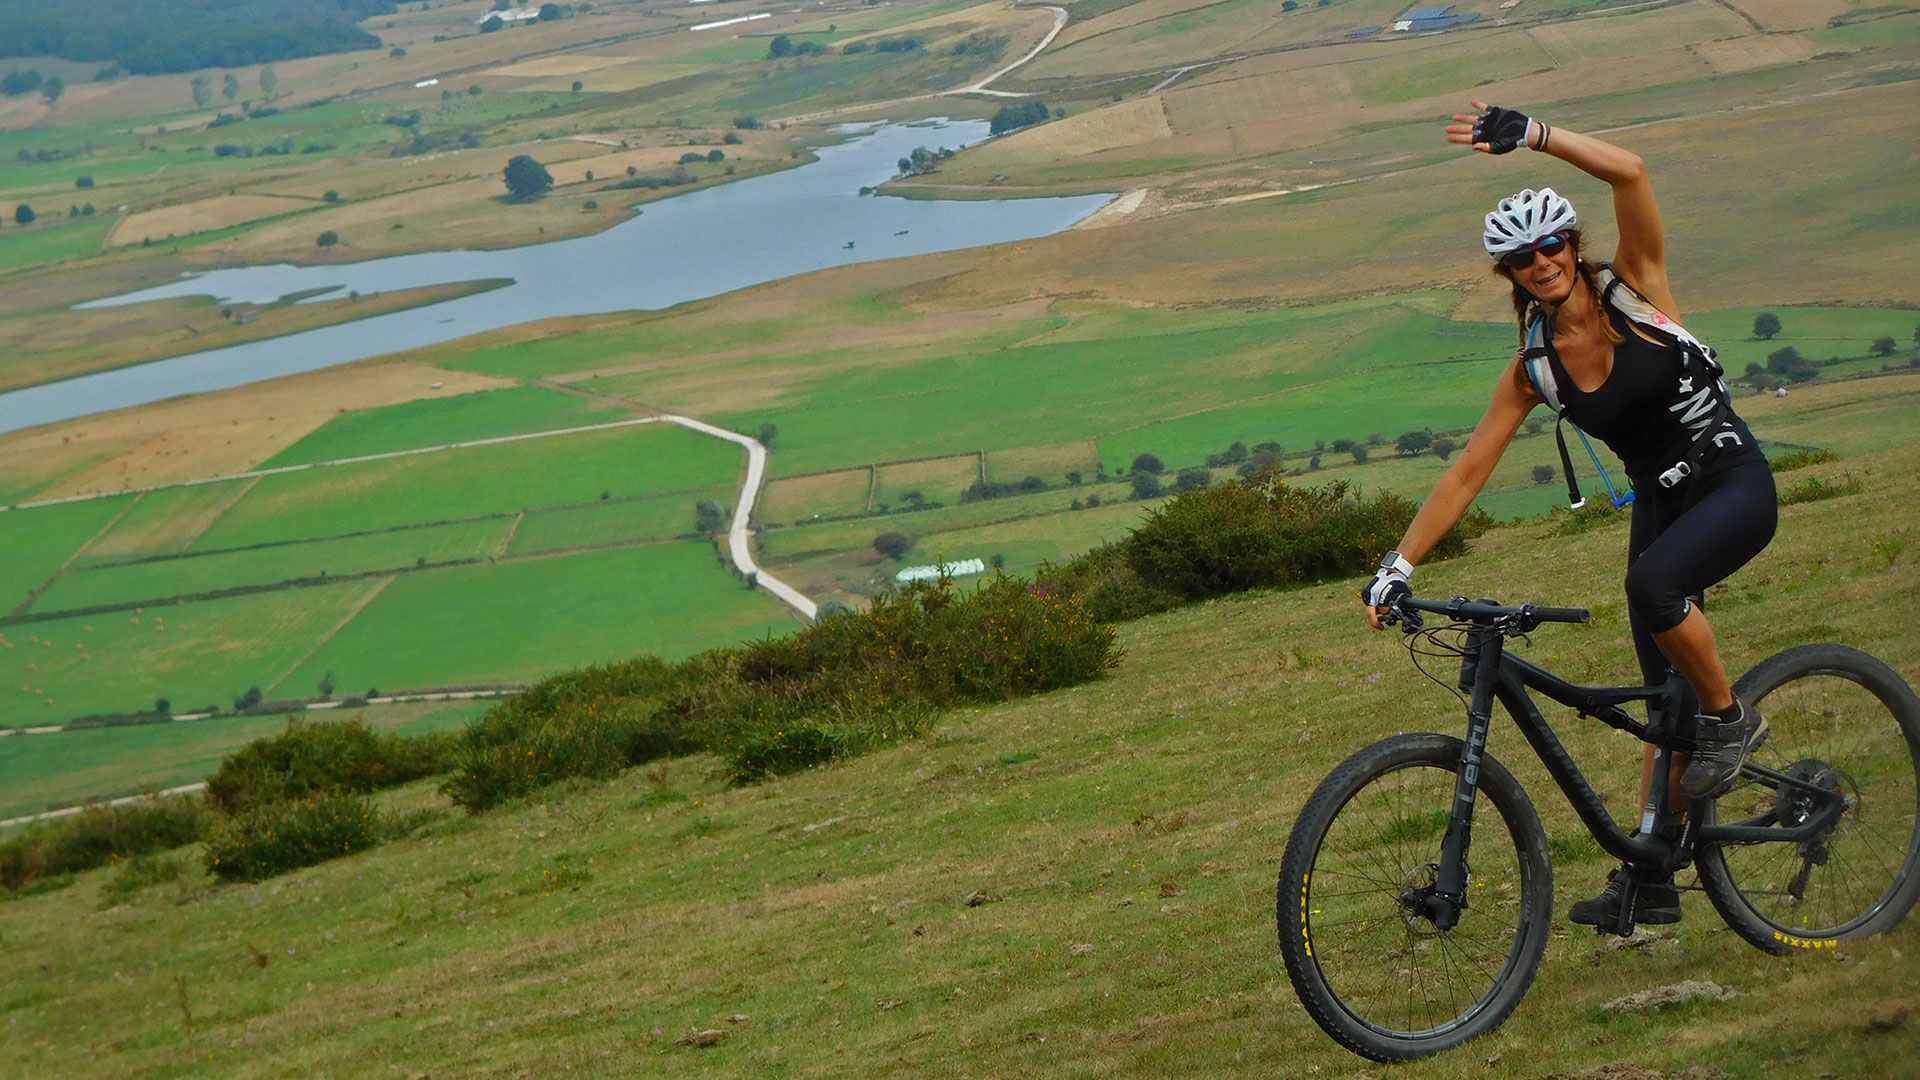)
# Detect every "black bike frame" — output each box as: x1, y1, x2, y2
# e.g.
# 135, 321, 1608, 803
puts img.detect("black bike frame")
1429, 623, 1850, 921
